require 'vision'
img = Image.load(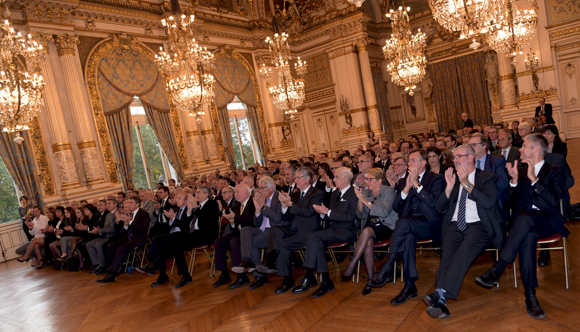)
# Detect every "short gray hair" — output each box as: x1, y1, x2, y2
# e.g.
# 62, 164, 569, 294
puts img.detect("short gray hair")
258, 176, 276, 190
335, 167, 353, 182
526, 133, 549, 156
197, 185, 210, 195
